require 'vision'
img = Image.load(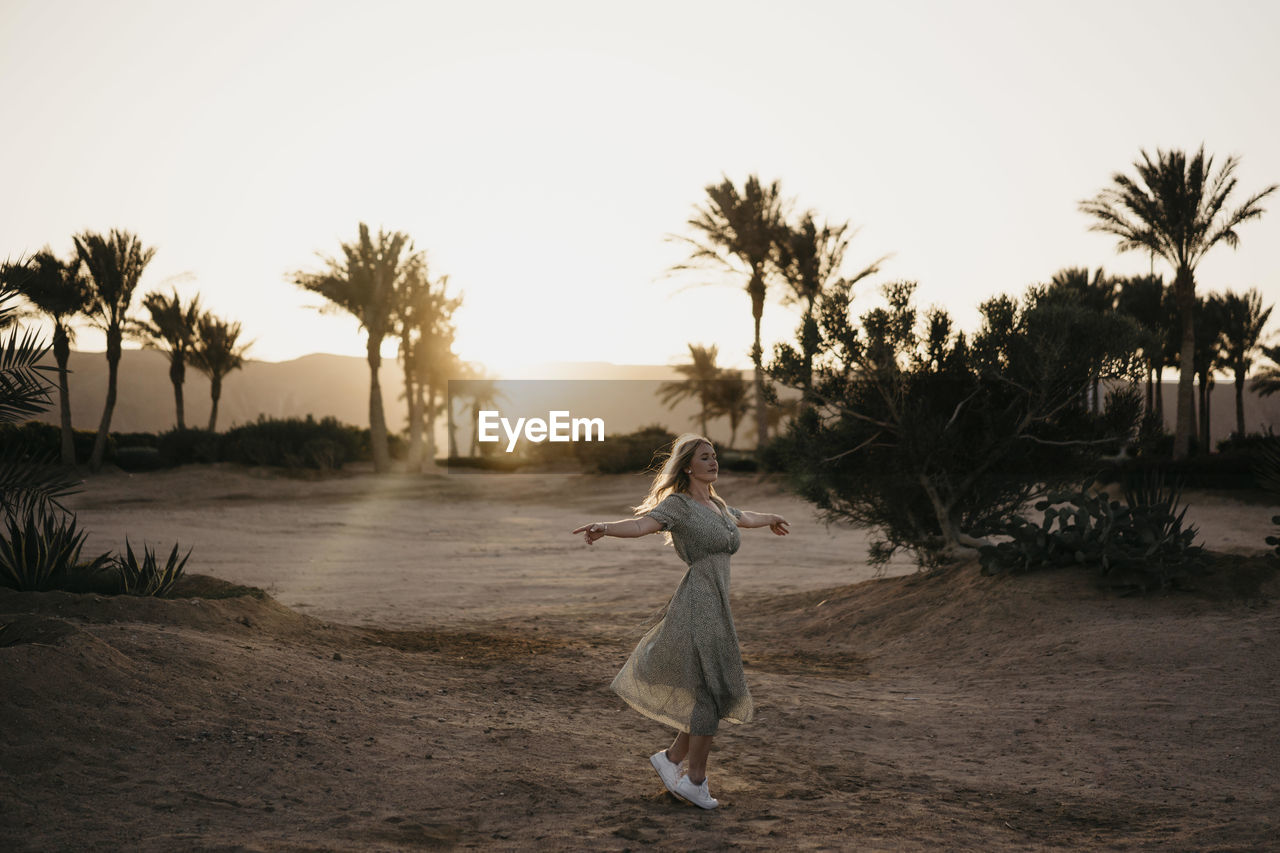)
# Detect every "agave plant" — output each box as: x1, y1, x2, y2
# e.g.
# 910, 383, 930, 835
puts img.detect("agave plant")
113, 538, 191, 597
979, 471, 1206, 590
0, 505, 110, 592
